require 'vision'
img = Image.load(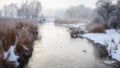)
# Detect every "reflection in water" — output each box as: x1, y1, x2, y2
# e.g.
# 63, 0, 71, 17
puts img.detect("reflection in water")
25, 23, 113, 68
